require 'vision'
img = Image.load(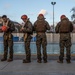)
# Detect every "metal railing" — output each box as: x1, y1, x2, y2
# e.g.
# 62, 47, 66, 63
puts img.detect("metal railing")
0, 33, 75, 54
